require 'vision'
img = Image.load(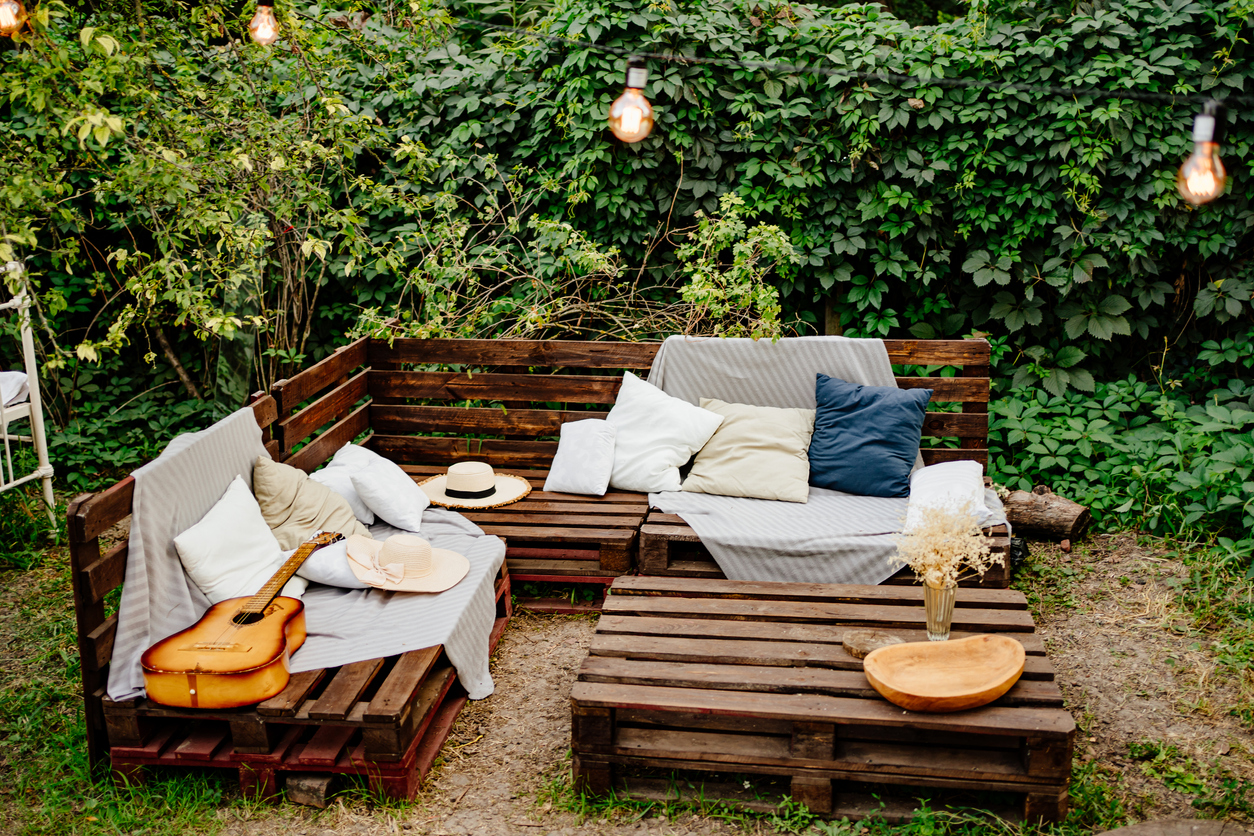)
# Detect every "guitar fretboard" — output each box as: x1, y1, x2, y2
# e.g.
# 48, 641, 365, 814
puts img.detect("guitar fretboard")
239, 534, 339, 614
